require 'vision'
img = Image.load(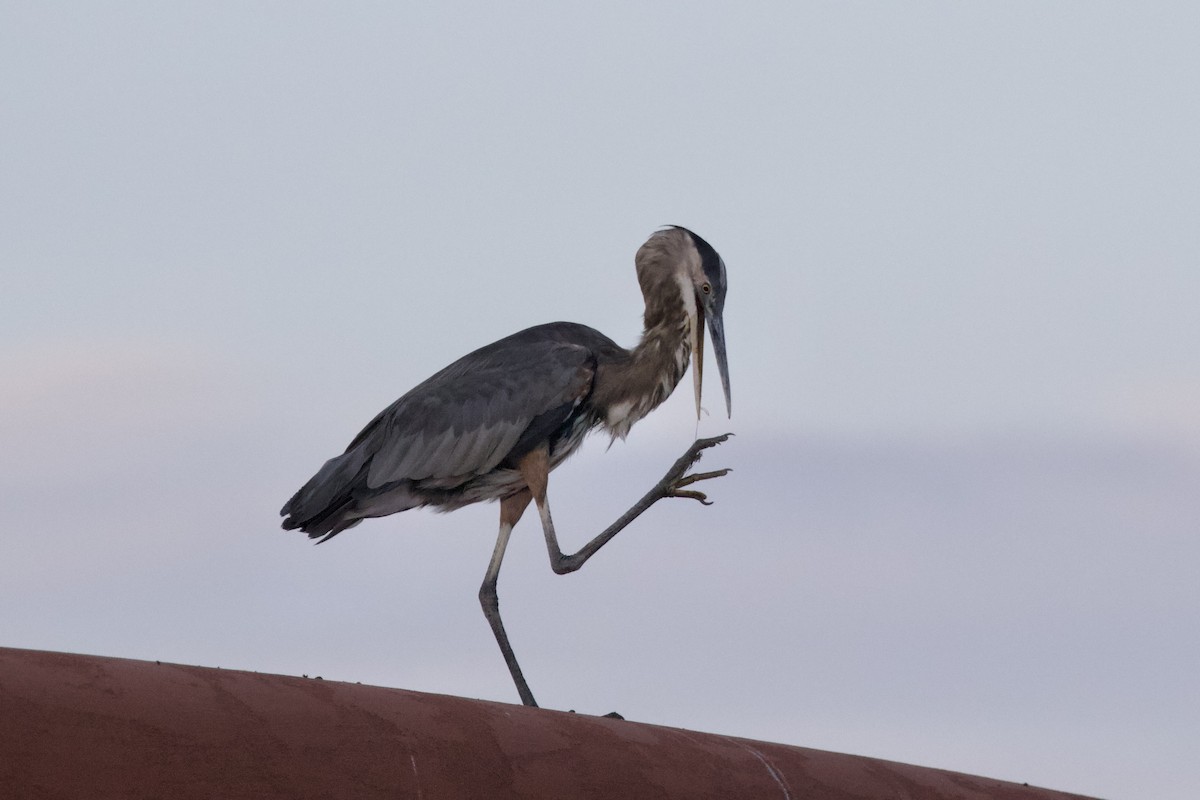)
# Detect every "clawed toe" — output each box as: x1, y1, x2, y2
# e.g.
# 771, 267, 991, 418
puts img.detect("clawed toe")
674, 468, 731, 488
667, 468, 732, 504
690, 432, 733, 454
